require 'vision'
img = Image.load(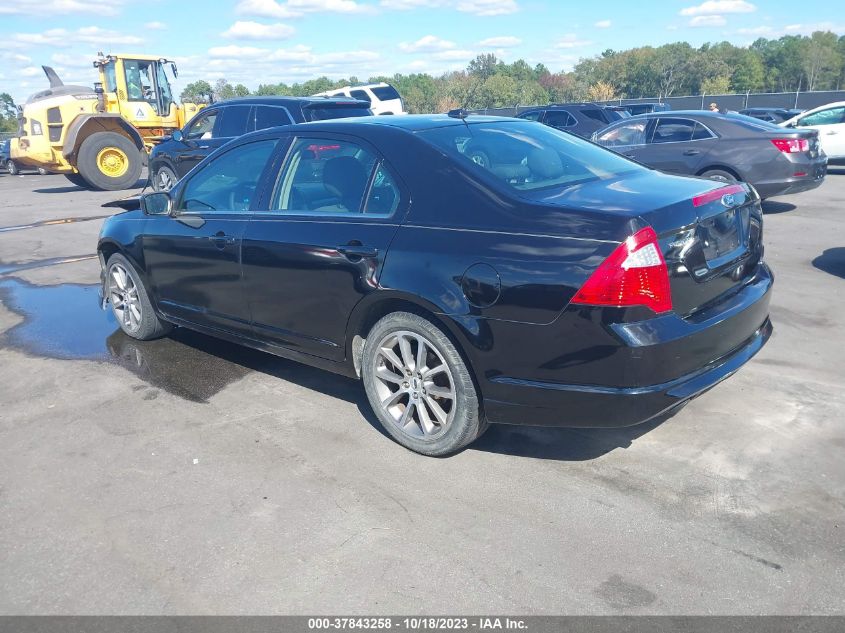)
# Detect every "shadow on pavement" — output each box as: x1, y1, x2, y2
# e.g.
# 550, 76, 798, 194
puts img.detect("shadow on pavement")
33, 178, 147, 194
761, 200, 797, 215
812, 247, 845, 280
